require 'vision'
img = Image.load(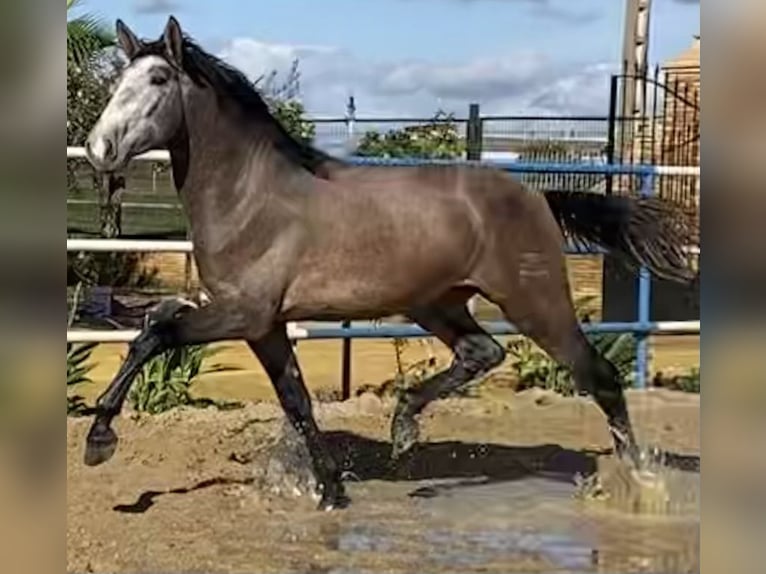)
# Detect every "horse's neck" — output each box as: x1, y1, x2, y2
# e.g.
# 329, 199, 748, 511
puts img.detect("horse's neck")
169, 90, 308, 255
174, 91, 291, 201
